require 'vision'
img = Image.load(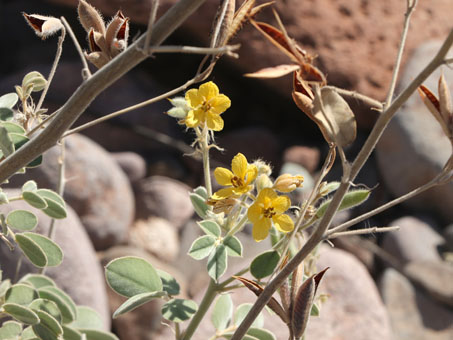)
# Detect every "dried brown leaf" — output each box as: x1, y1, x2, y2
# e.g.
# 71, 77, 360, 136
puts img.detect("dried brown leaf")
249, 1, 275, 18
78, 0, 105, 34
23, 13, 63, 40
292, 91, 314, 116
244, 64, 300, 79
418, 85, 448, 135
